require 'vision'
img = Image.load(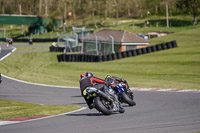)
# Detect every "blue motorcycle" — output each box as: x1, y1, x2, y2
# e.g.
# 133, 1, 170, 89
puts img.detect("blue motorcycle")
112, 83, 136, 106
